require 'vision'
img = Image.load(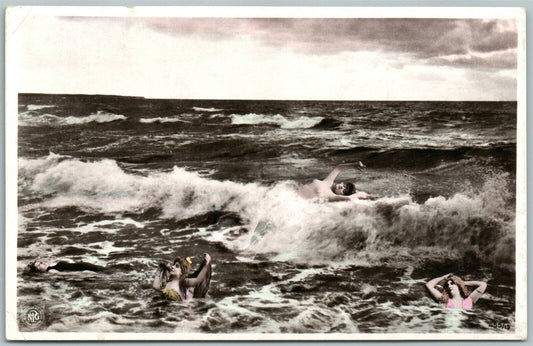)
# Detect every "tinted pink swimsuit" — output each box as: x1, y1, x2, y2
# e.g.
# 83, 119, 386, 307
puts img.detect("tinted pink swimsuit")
446, 297, 472, 310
